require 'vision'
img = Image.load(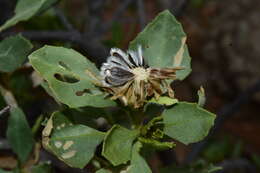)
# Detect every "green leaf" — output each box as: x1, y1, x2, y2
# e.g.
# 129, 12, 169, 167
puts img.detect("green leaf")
41, 81, 60, 103
0, 34, 33, 72
148, 96, 178, 106
207, 164, 222, 173
6, 107, 35, 163
0, 169, 13, 173
138, 137, 175, 150
32, 162, 54, 173
126, 142, 152, 173
130, 10, 191, 80
38, 0, 58, 14
63, 107, 131, 130
163, 102, 216, 145
102, 125, 139, 166
29, 45, 116, 108
96, 169, 112, 173
43, 111, 105, 169
12, 168, 19, 173
0, 0, 56, 32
